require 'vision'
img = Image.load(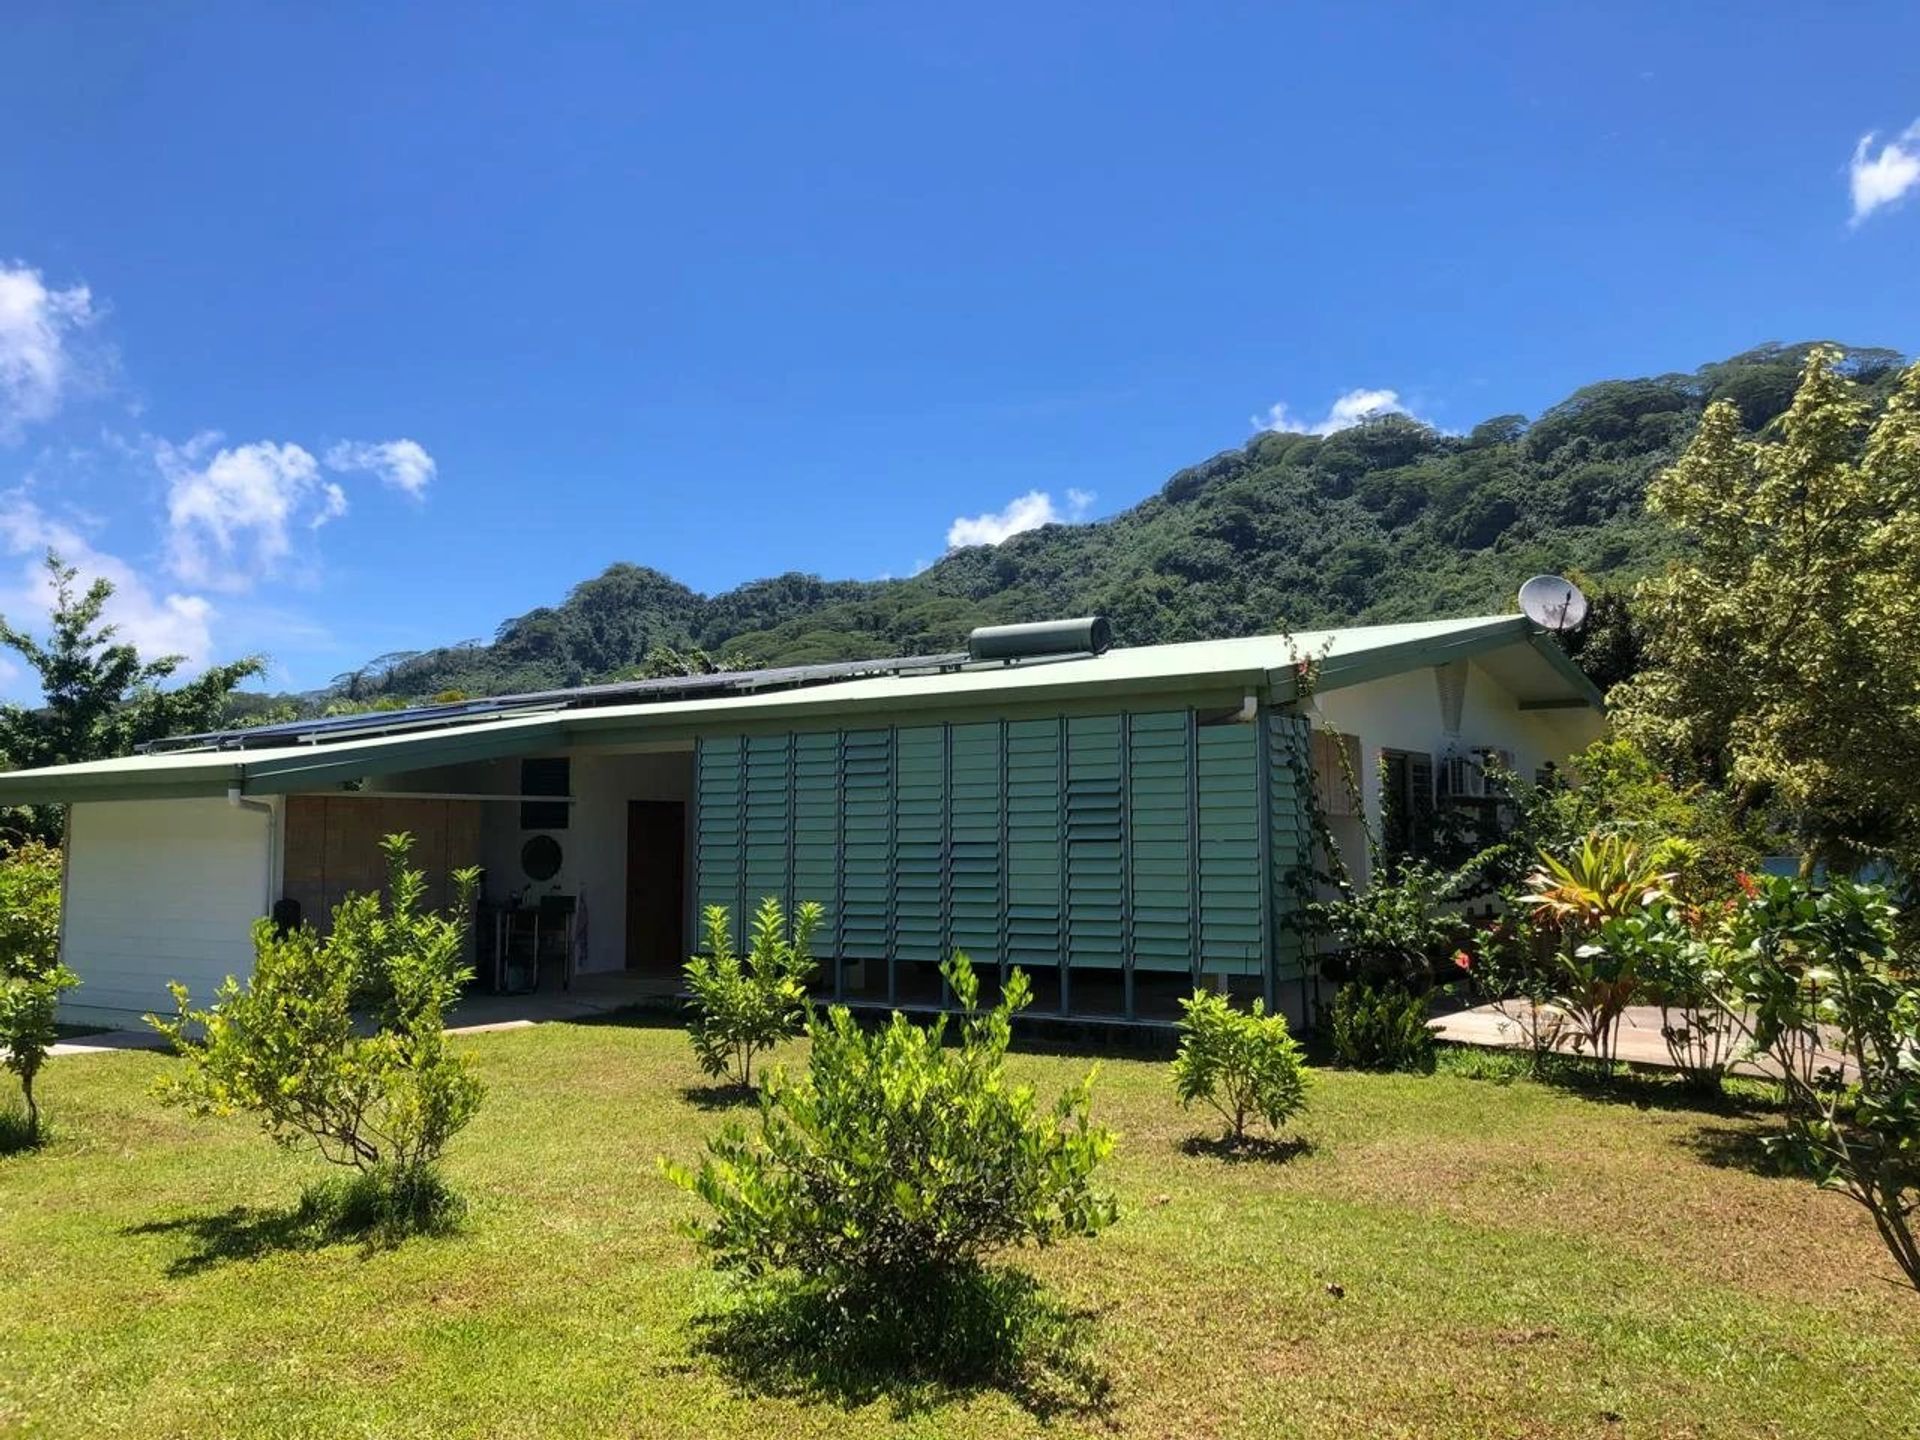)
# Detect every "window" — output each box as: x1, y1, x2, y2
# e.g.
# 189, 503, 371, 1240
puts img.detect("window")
1380, 748, 1435, 860
1310, 730, 1361, 817
520, 757, 571, 830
